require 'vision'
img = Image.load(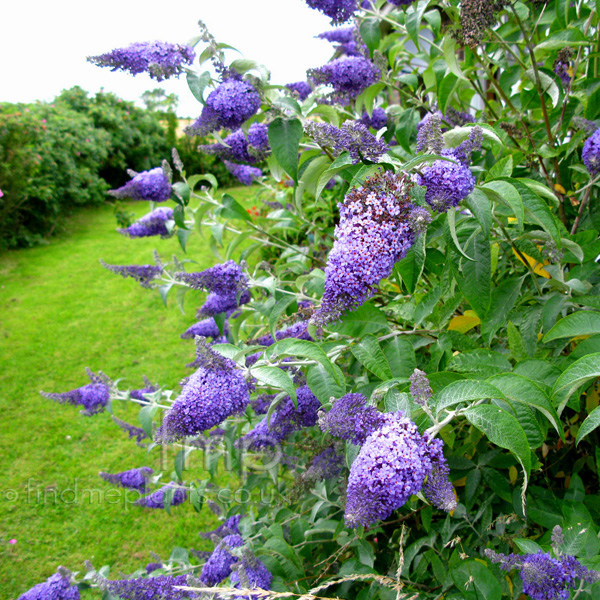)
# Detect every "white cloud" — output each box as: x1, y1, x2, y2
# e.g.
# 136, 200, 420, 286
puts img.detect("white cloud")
1, 0, 338, 117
